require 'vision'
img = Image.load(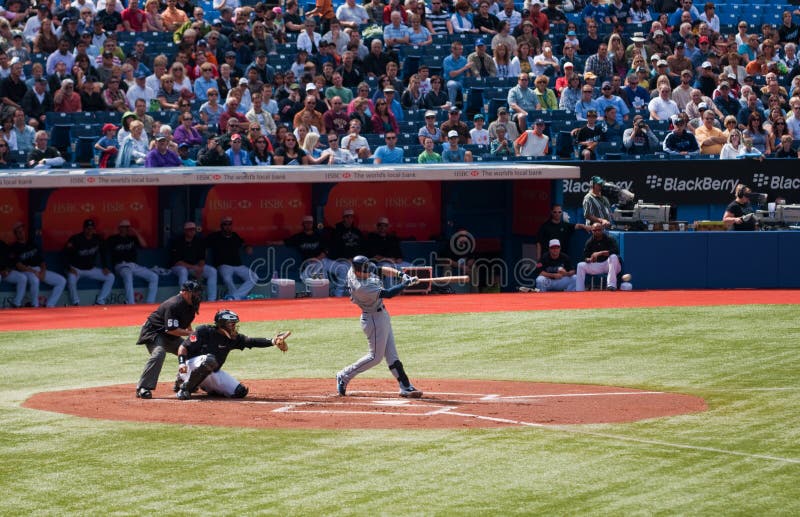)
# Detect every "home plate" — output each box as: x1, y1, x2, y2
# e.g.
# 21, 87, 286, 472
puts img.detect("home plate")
374, 400, 412, 406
